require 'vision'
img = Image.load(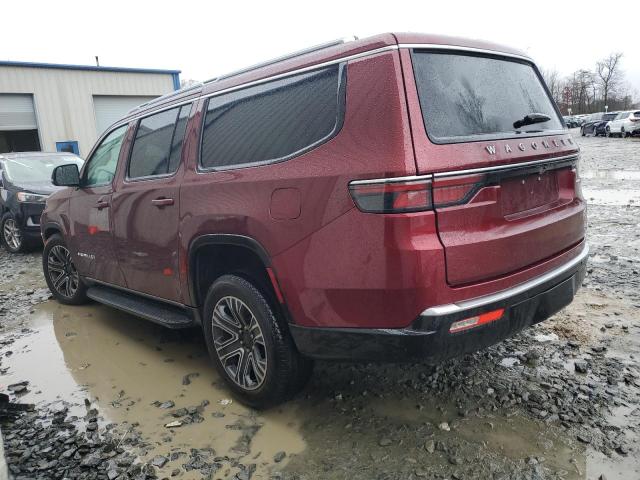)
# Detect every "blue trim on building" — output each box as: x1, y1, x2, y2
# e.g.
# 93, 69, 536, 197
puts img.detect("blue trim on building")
171, 72, 181, 91
56, 141, 80, 155
0, 60, 180, 76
